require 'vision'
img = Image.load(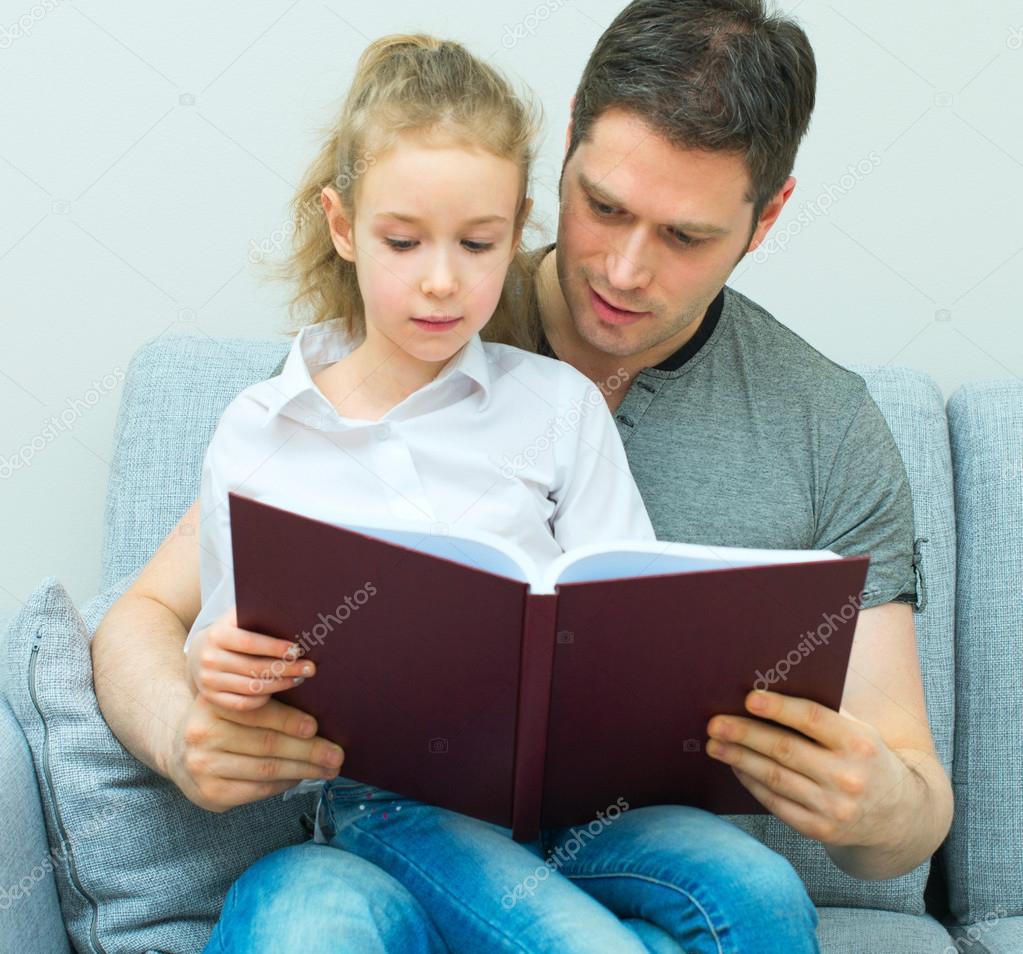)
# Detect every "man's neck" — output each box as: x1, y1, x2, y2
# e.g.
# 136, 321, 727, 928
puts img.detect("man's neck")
535, 246, 709, 412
